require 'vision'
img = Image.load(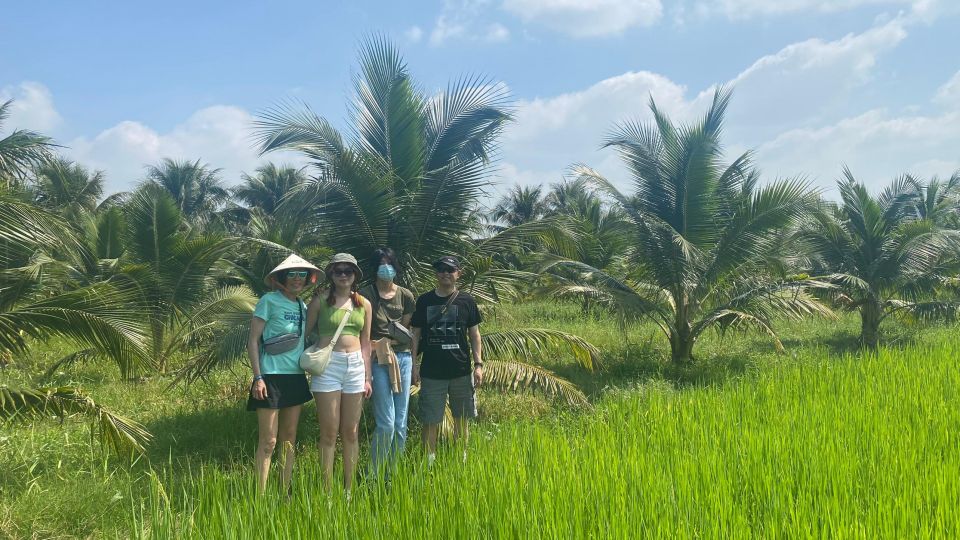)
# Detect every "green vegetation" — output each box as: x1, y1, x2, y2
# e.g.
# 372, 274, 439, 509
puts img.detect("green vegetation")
2, 37, 960, 538
2, 308, 958, 538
